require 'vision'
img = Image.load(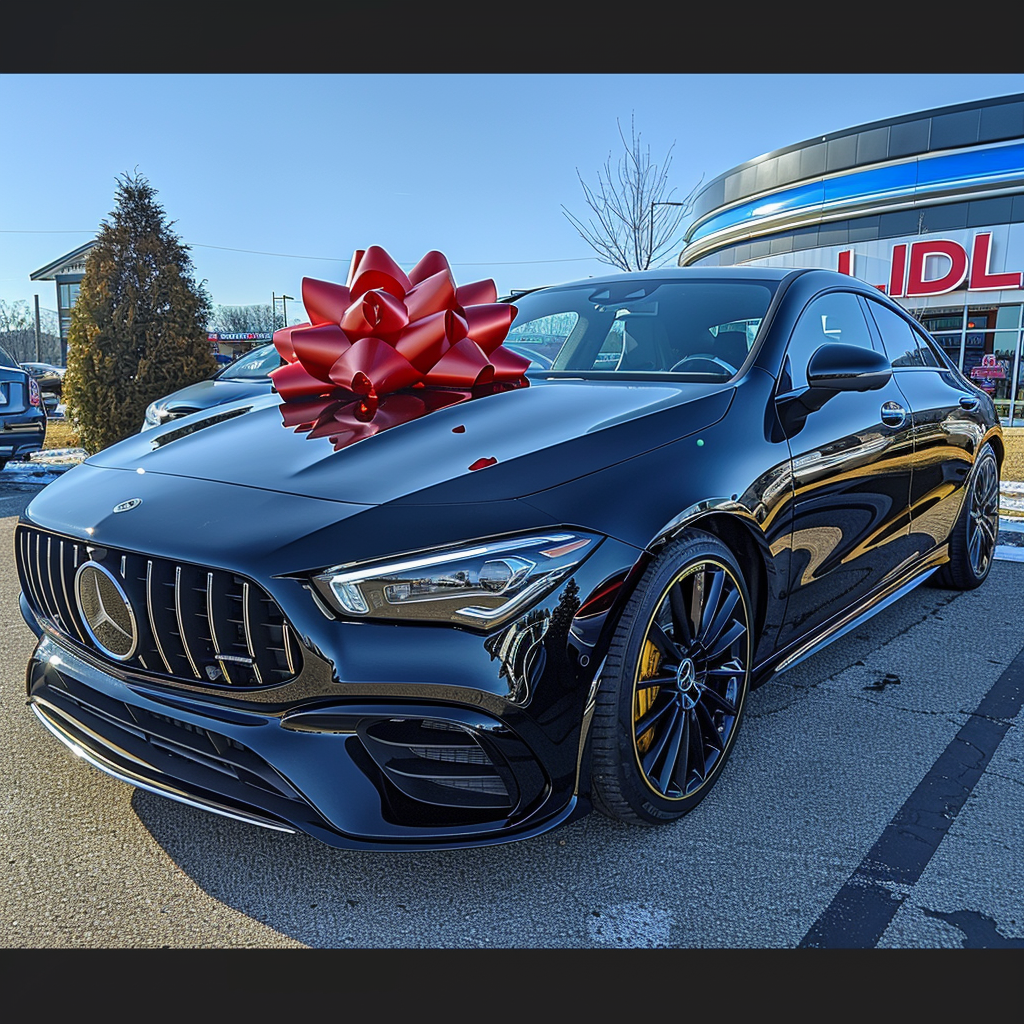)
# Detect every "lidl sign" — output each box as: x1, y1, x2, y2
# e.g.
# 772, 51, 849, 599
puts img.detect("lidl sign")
837, 232, 1023, 296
